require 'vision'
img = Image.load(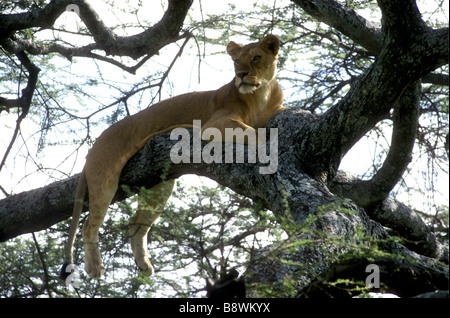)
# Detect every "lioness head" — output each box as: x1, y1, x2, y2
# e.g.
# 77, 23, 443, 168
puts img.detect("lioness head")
227, 34, 280, 95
